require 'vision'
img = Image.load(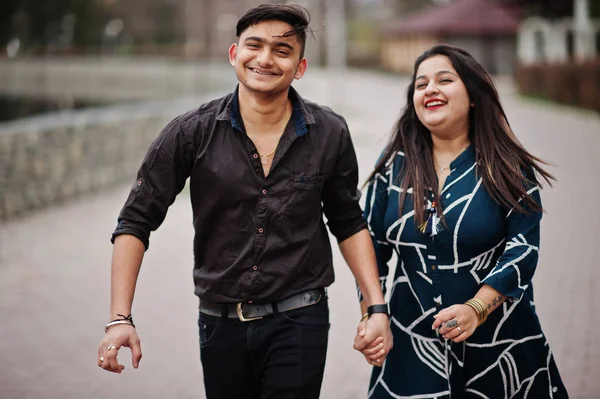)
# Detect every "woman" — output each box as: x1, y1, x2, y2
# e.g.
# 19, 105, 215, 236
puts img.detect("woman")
358, 45, 568, 398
